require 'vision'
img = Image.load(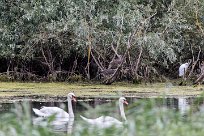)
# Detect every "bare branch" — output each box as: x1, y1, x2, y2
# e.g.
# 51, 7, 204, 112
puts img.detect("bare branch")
91, 50, 104, 71
189, 46, 201, 78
